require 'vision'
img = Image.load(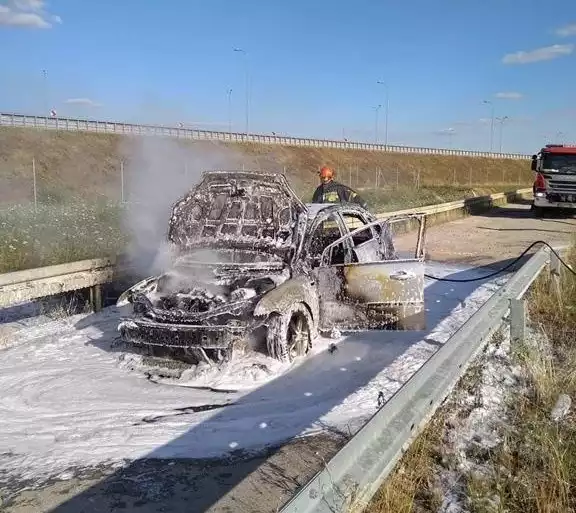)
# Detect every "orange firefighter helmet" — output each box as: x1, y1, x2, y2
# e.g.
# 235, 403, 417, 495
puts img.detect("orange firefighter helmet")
319, 166, 334, 180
